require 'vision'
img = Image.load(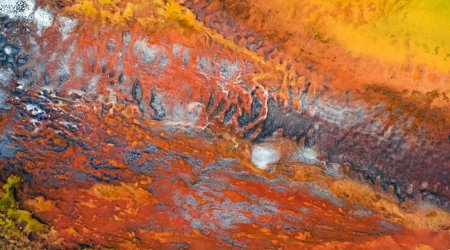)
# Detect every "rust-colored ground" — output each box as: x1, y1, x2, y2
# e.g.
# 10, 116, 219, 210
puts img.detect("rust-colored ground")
2, 96, 449, 249
0, 0, 449, 249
